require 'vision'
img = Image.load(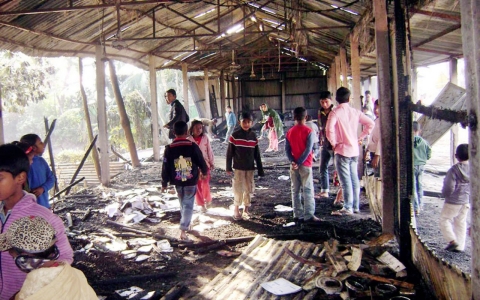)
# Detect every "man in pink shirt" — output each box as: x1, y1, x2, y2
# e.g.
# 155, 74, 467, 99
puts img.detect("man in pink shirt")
326, 87, 375, 215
